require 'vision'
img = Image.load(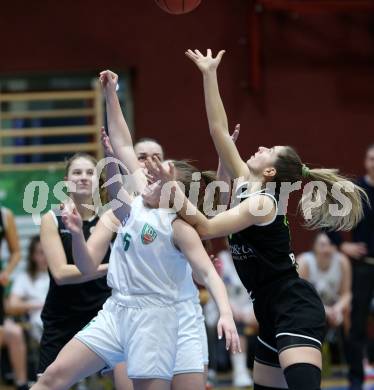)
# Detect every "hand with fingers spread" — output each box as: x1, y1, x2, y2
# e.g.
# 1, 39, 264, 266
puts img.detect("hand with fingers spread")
100, 126, 115, 157
144, 156, 176, 187
217, 313, 241, 354
99, 69, 119, 95
61, 204, 83, 235
185, 49, 225, 73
